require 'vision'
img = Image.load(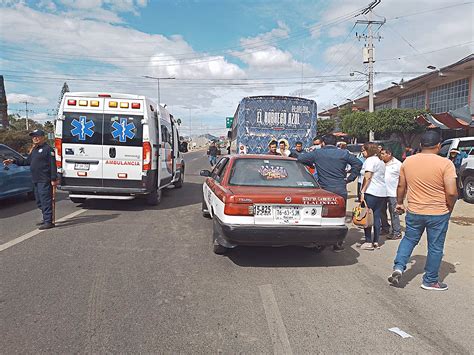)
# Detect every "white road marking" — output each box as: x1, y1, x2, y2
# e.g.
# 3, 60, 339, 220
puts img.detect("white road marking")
0, 209, 87, 252
259, 284, 293, 355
